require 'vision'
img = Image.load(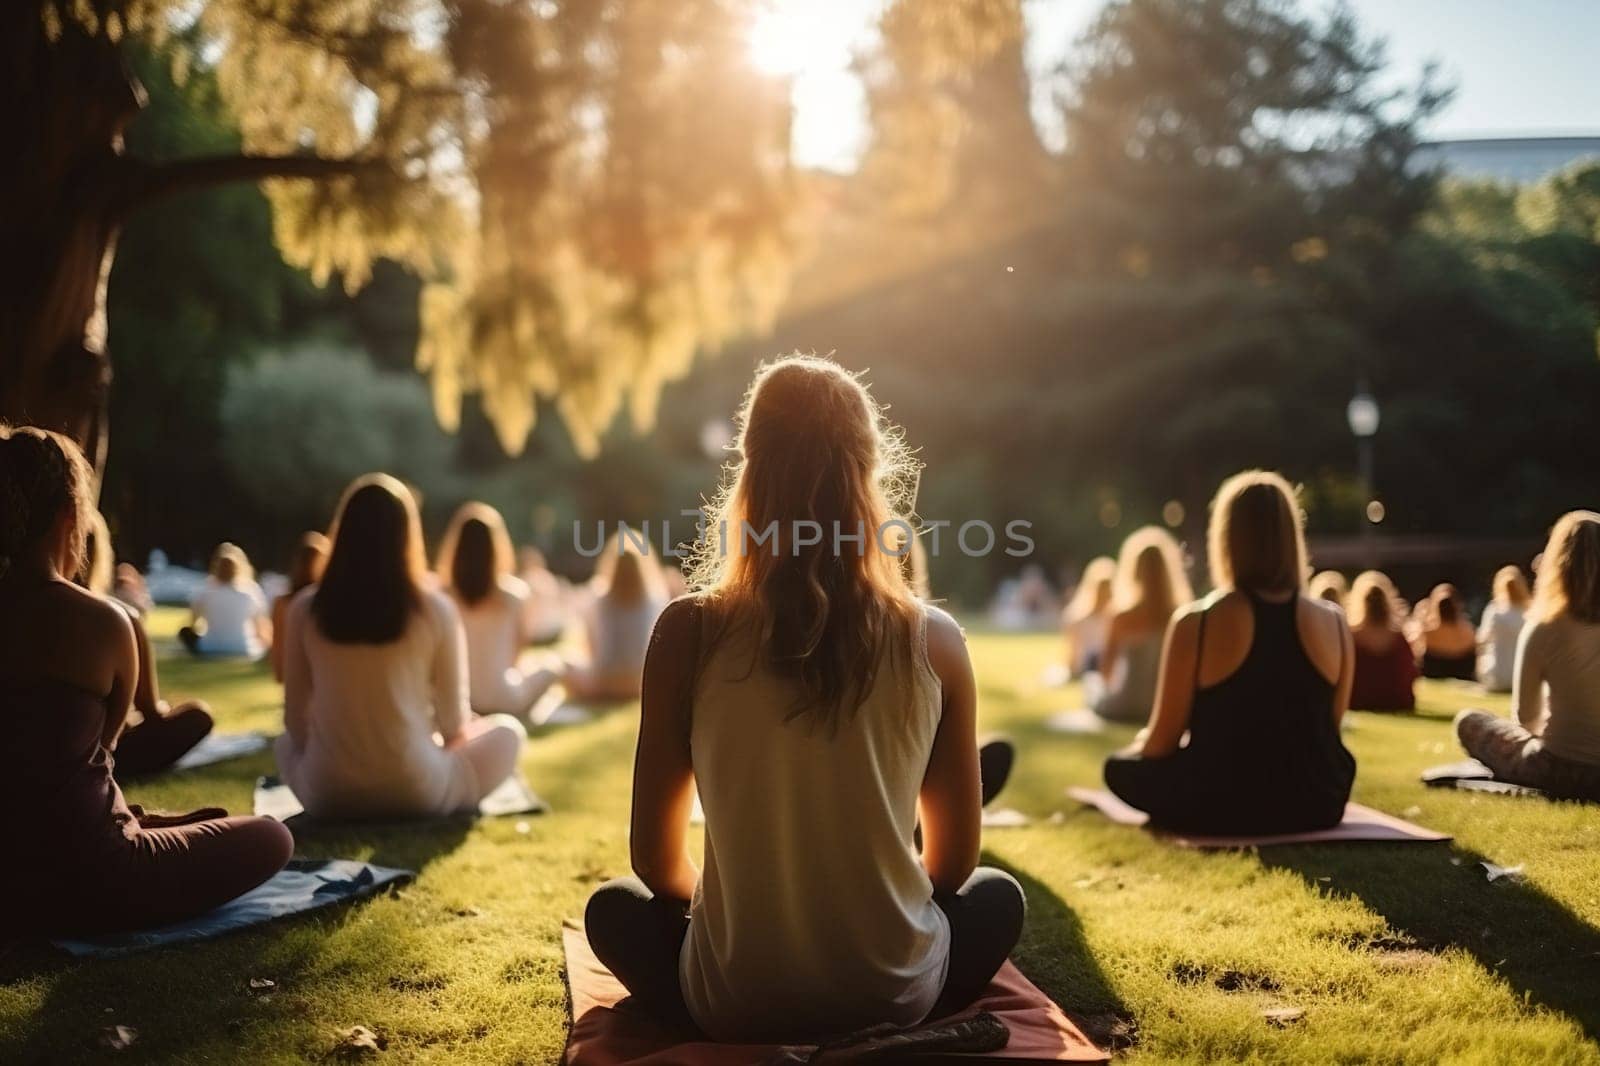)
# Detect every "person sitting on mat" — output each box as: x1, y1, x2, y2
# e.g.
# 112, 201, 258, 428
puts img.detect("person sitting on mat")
1455, 512, 1600, 800
1477, 564, 1531, 694
1347, 570, 1417, 712
558, 531, 667, 704
0, 423, 292, 940
1103, 469, 1356, 835
1414, 583, 1476, 681
78, 511, 215, 776
439, 502, 553, 717
1061, 556, 1115, 679
270, 531, 329, 682
1309, 570, 1348, 610
274, 475, 526, 819
179, 542, 271, 659
584, 356, 1025, 1042
1090, 527, 1192, 724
